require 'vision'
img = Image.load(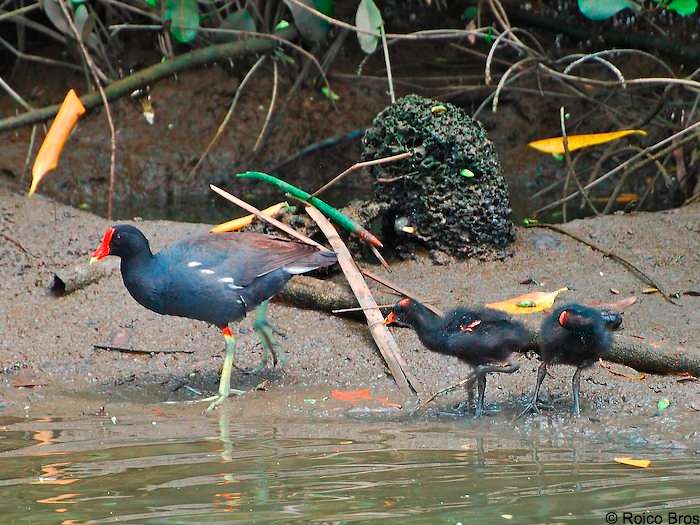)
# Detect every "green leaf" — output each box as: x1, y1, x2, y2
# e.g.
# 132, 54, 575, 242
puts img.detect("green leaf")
578, 0, 640, 20
74, 4, 96, 42
657, 397, 670, 412
656, 0, 698, 15
41, 0, 72, 35
462, 6, 478, 21
164, 0, 199, 44
484, 26, 494, 44
459, 168, 475, 178
218, 8, 256, 39
275, 20, 290, 30
145, 0, 158, 7
321, 86, 340, 101
355, 0, 382, 54
283, 0, 331, 42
